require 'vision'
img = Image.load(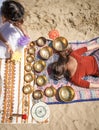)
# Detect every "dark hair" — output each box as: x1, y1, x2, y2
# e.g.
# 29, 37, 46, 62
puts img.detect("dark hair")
1, 0, 24, 22
51, 54, 71, 80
